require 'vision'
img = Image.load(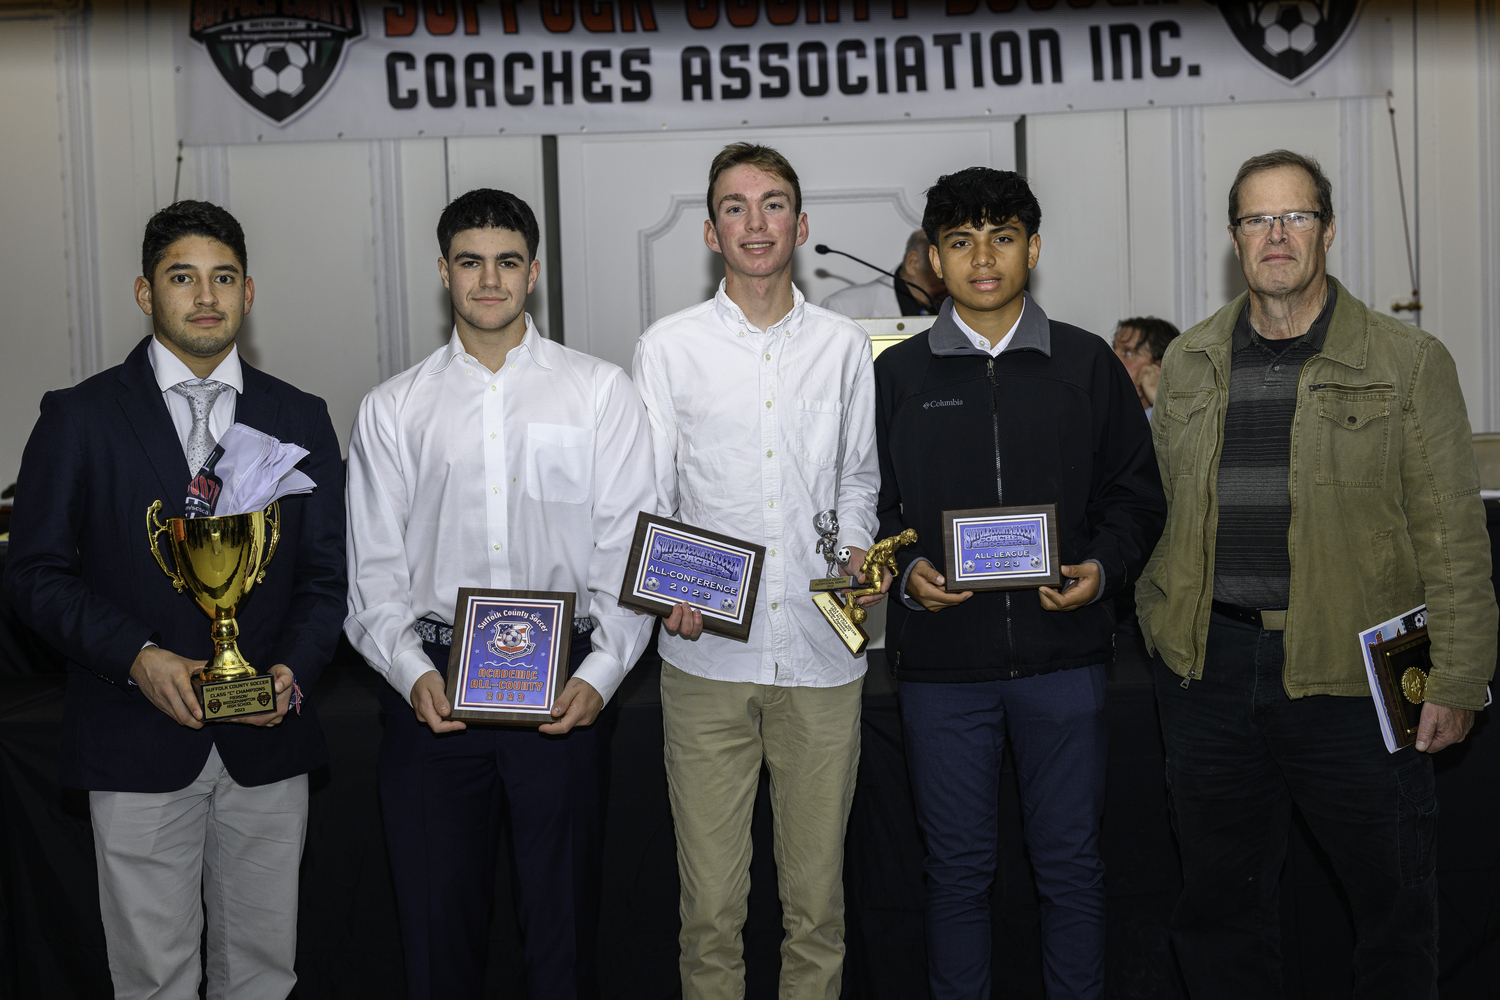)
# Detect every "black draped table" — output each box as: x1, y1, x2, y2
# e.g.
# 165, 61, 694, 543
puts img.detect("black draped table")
2, 532, 1498, 998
